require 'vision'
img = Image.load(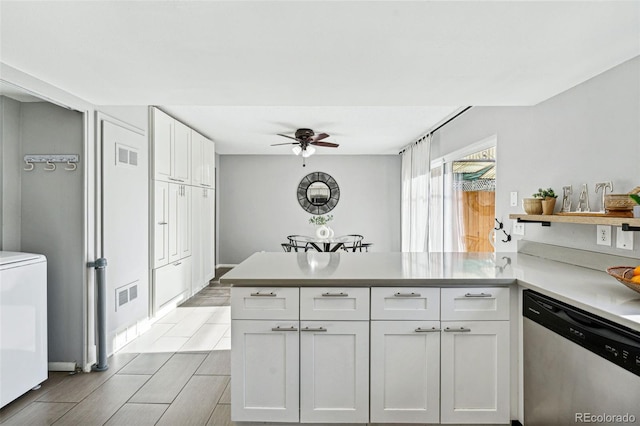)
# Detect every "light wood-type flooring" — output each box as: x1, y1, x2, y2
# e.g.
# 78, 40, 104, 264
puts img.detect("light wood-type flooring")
0, 272, 238, 426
